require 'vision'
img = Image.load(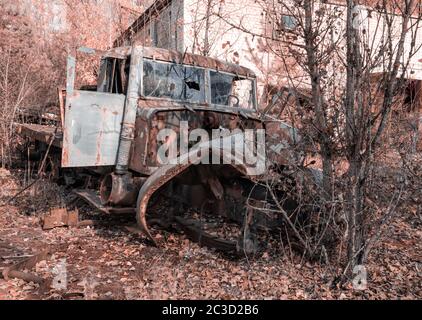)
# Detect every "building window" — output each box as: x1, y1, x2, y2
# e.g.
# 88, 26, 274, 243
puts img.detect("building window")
281, 15, 297, 31
271, 14, 297, 39
403, 80, 421, 113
